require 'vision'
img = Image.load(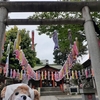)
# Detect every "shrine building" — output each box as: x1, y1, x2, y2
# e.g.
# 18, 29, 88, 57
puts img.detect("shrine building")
28, 64, 63, 88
